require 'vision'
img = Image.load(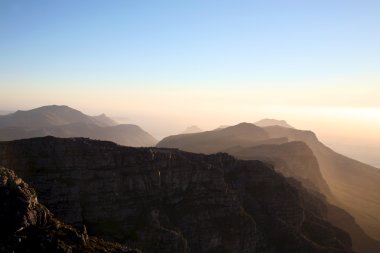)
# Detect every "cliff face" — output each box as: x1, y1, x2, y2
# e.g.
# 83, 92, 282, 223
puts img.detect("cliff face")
0, 167, 140, 253
224, 141, 333, 200
157, 124, 332, 203
263, 126, 380, 243
157, 123, 380, 253
0, 137, 354, 253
